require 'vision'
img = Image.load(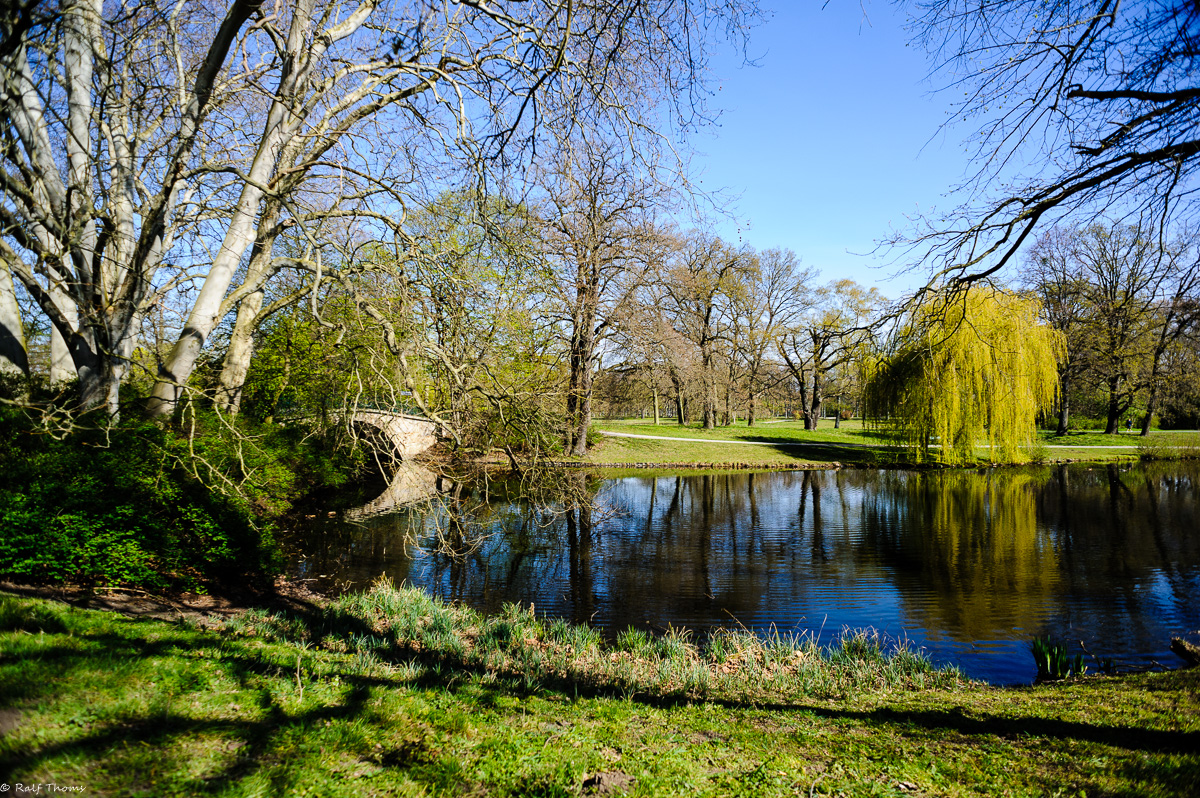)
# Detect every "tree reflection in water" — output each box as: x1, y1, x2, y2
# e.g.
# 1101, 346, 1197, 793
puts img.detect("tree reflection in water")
288, 462, 1200, 683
